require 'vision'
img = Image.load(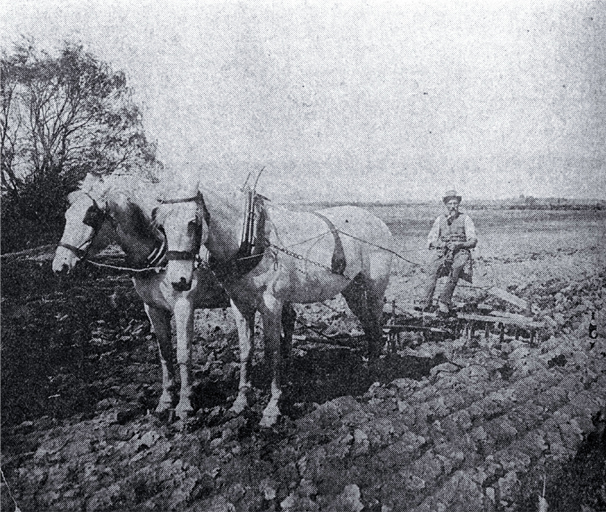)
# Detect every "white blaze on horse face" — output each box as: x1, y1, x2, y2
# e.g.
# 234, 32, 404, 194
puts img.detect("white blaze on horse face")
52, 196, 97, 274
162, 202, 200, 291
